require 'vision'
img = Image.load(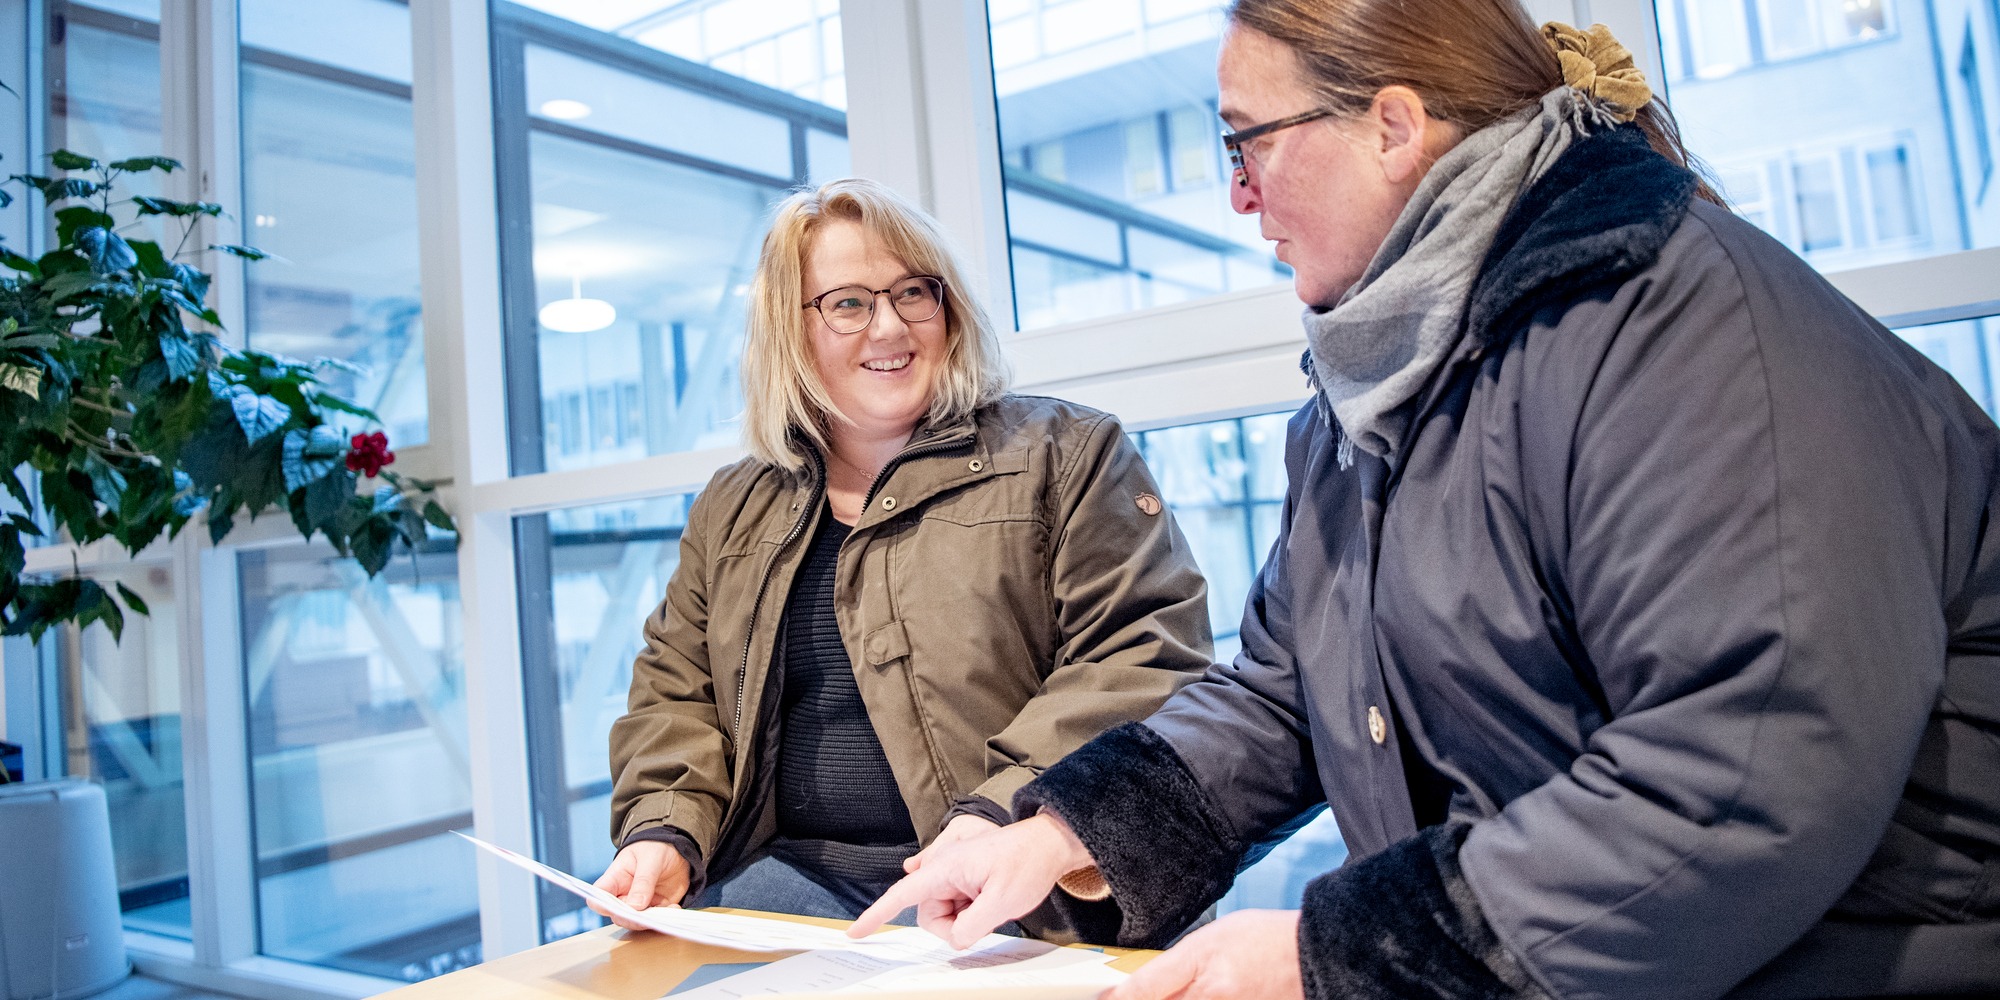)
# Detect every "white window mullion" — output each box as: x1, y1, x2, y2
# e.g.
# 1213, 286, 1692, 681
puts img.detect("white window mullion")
173, 534, 258, 969
408, 0, 540, 961
158, 0, 257, 971
842, 0, 1015, 331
